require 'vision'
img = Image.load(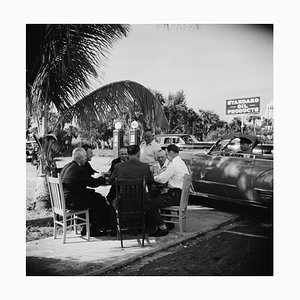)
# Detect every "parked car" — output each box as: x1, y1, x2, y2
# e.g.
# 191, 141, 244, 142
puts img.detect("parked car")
26, 140, 38, 162
154, 134, 214, 151
252, 144, 273, 155
182, 134, 273, 209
